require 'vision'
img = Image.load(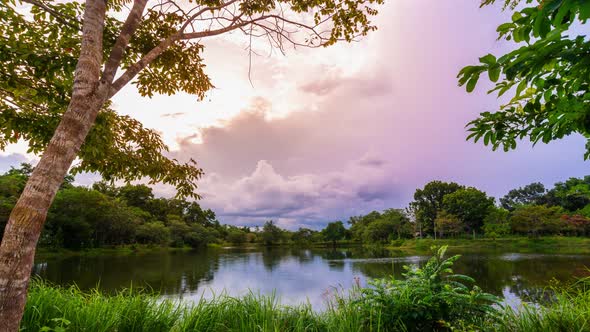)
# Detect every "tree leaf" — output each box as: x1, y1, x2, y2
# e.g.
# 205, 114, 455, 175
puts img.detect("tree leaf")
466, 74, 480, 93
479, 54, 496, 65
488, 65, 501, 82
